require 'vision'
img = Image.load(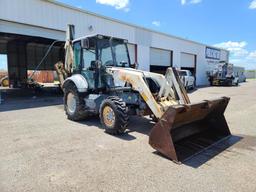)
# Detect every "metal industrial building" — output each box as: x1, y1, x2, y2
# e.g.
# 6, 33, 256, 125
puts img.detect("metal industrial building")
0, 0, 229, 87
